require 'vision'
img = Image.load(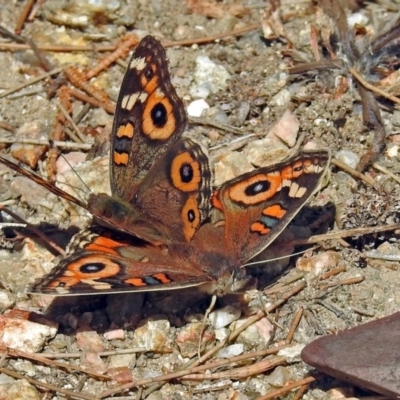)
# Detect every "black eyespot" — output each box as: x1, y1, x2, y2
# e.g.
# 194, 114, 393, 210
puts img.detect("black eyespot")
144, 66, 154, 80
151, 103, 167, 127
187, 209, 195, 222
180, 163, 193, 183
80, 263, 105, 274
245, 180, 270, 196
